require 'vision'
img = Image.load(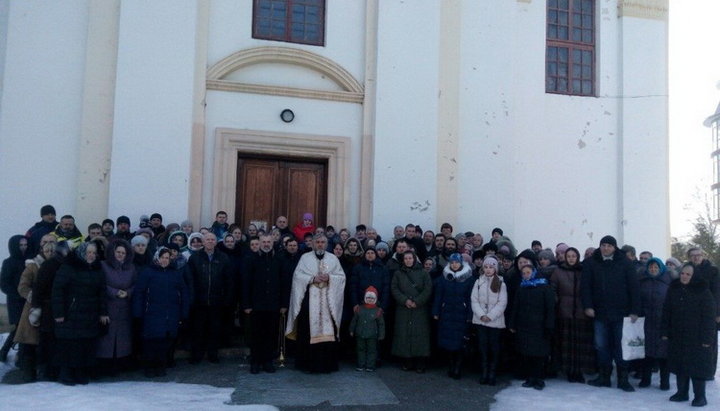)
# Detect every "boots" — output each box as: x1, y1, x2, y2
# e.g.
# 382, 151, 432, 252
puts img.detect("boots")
658, 359, 670, 391
478, 352, 488, 384
0, 329, 16, 362
588, 366, 612, 387
448, 352, 462, 379
670, 374, 690, 402
19, 345, 37, 383
487, 358, 497, 386
691, 378, 707, 407
638, 358, 652, 388
617, 368, 636, 392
